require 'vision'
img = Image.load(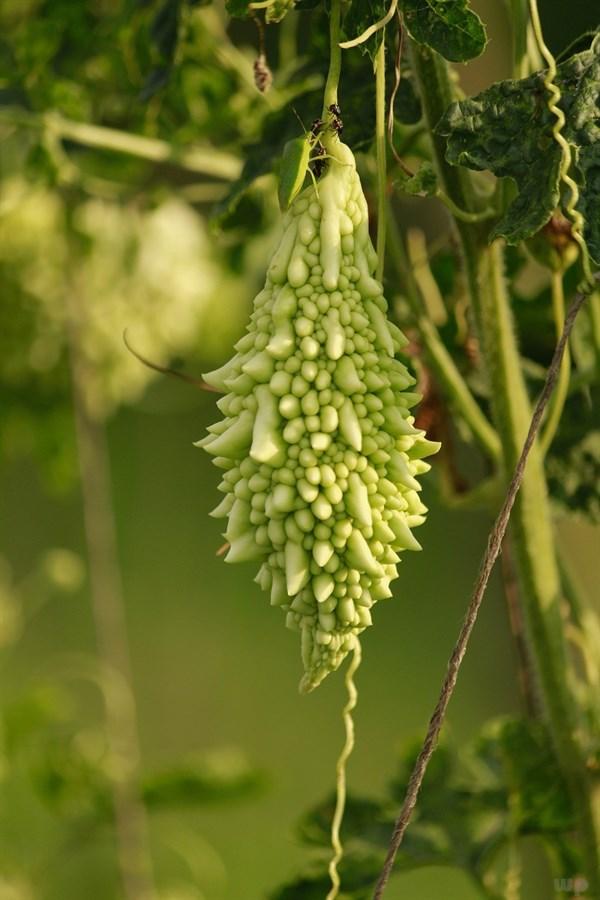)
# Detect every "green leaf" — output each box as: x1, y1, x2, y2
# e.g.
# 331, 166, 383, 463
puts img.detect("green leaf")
271, 717, 580, 898
342, 0, 387, 58
474, 718, 574, 835
343, 0, 486, 62
547, 386, 600, 523
395, 161, 438, 196
393, 73, 422, 125
225, 0, 252, 17
402, 0, 487, 63
142, 749, 266, 809
213, 44, 381, 224
297, 793, 392, 848
269, 848, 384, 900
437, 42, 600, 260
226, 0, 295, 20
3, 685, 72, 759
265, 0, 297, 23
